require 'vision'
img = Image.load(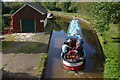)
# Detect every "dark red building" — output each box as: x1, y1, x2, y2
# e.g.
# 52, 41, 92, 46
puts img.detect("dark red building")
11, 3, 47, 32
